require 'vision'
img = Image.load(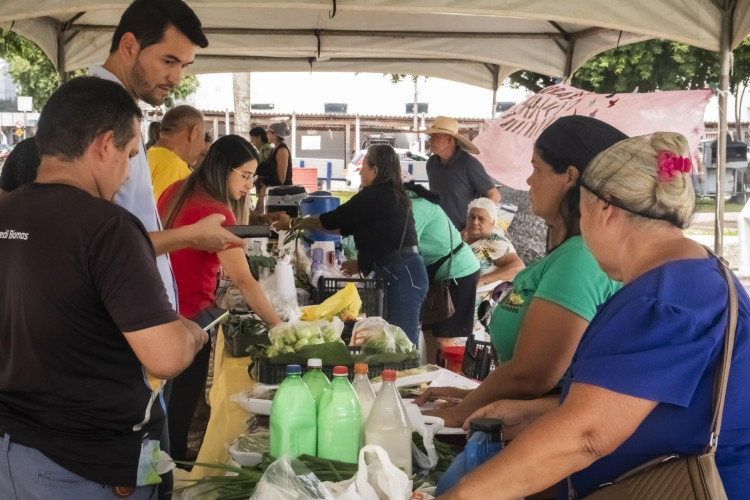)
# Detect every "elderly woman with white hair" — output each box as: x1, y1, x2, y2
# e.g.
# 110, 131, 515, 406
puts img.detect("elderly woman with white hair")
462, 197, 525, 295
